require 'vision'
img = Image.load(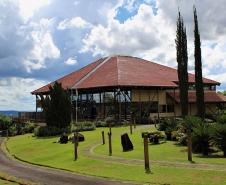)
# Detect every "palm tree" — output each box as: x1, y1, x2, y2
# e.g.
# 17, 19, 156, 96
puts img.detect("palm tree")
211, 124, 226, 157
